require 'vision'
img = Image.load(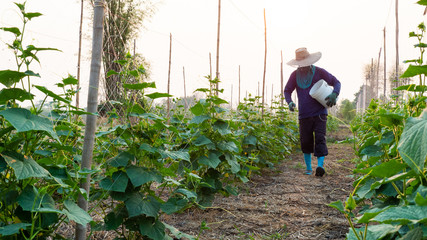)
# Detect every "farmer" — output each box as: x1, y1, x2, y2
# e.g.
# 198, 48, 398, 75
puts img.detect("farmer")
284, 47, 341, 177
